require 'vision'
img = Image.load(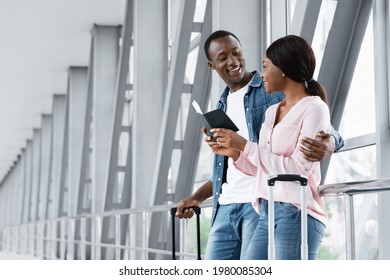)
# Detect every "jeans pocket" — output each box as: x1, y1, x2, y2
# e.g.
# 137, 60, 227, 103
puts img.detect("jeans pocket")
278, 202, 300, 215
313, 219, 326, 238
